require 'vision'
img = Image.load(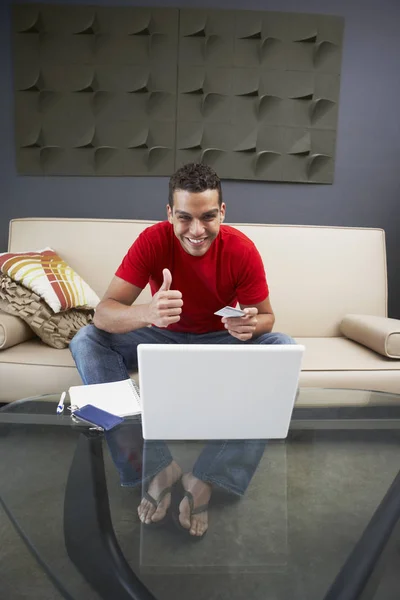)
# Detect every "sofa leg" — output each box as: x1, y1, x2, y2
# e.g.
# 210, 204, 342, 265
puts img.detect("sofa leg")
64, 431, 156, 600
